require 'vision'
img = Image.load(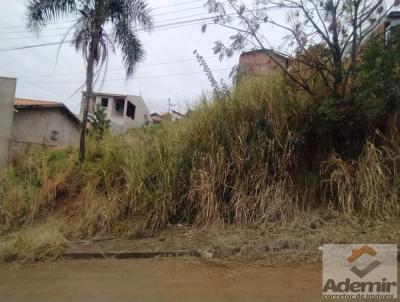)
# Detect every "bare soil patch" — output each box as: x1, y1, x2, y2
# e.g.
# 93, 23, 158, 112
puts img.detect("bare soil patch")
64, 221, 400, 264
